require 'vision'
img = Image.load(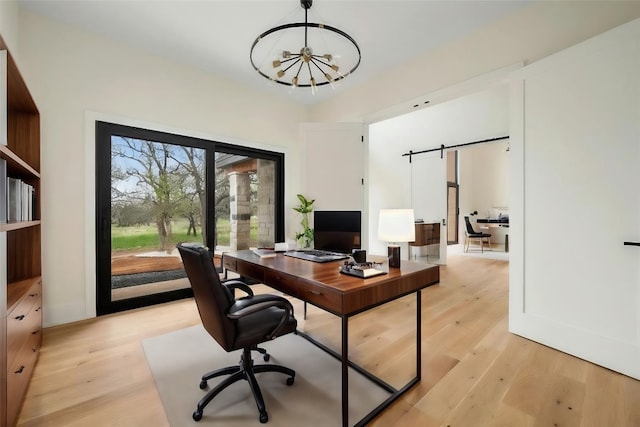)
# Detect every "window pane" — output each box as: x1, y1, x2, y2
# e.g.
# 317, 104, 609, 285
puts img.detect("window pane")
110, 137, 206, 301
214, 152, 276, 252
